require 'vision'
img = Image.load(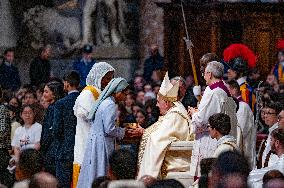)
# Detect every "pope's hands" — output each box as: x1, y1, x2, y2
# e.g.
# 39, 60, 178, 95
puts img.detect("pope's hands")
125, 124, 144, 138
